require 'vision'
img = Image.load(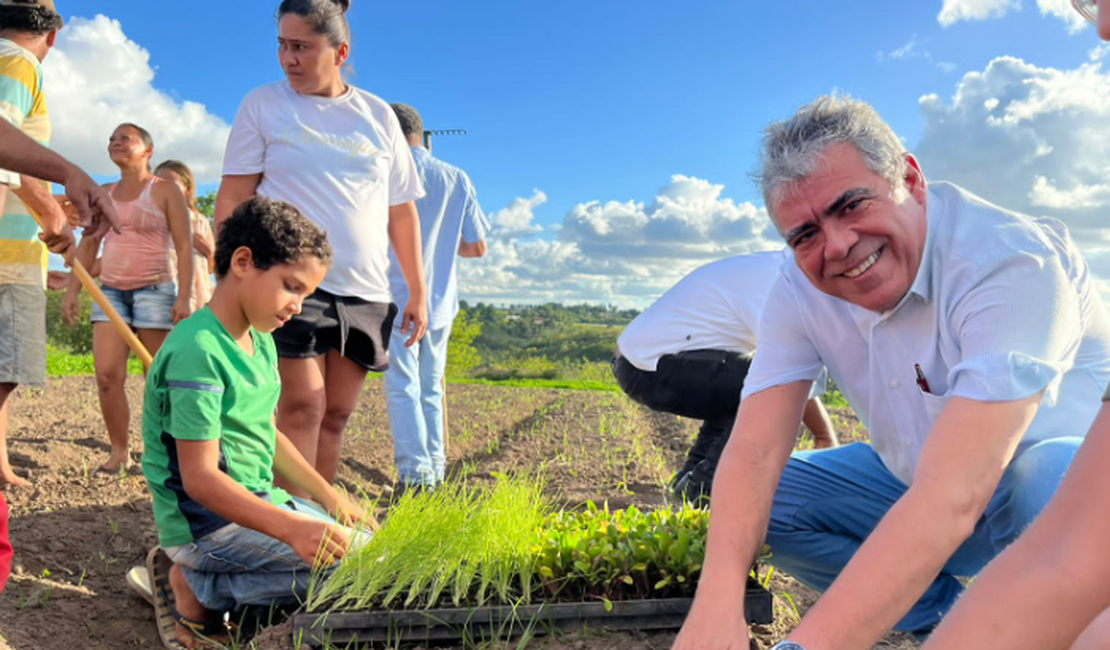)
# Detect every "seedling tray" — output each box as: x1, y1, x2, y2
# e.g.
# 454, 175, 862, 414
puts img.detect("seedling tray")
292, 584, 773, 646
